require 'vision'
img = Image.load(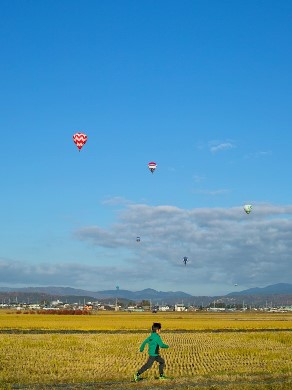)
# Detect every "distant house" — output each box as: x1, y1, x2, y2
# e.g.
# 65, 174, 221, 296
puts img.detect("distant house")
158, 305, 170, 312
175, 303, 186, 311
187, 305, 199, 311
28, 304, 42, 310
51, 299, 63, 307
103, 305, 115, 311
207, 307, 226, 312
127, 306, 144, 312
